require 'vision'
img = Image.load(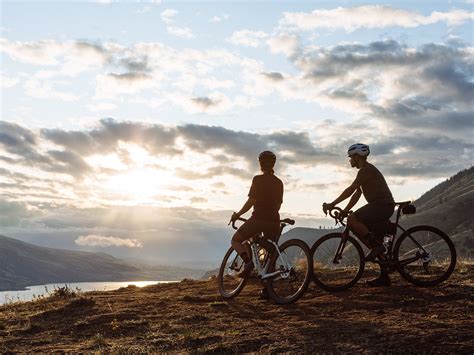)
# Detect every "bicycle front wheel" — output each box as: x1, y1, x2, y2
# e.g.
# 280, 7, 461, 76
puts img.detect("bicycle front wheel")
311, 233, 365, 291
395, 226, 456, 287
218, 246, 247, 299
266, 239, 311, 305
